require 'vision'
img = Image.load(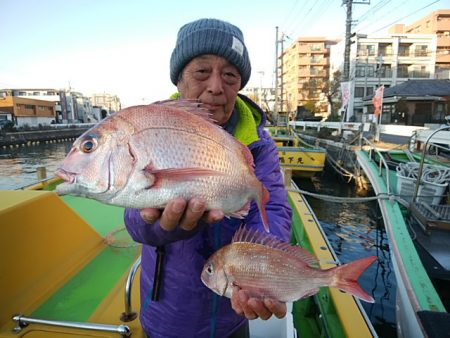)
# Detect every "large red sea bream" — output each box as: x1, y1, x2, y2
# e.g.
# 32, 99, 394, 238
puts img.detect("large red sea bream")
55, 100, 270, 231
